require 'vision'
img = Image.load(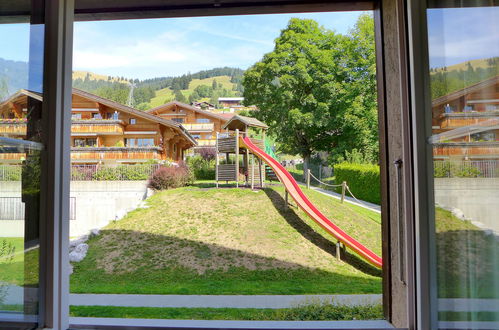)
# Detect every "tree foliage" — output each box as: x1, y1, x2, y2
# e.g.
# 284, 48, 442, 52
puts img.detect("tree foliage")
242, 15, 379, 167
